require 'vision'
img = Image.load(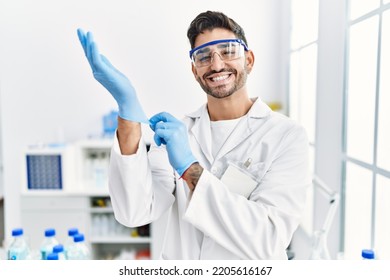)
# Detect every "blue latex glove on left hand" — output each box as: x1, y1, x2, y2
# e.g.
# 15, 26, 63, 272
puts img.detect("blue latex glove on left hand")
149, 112, 198, 176
77, 28, 149, 123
